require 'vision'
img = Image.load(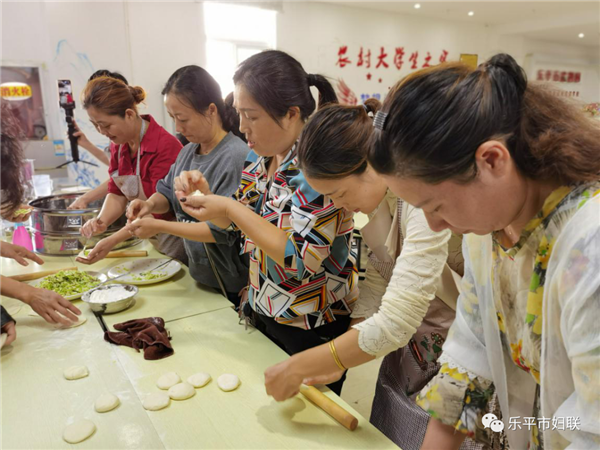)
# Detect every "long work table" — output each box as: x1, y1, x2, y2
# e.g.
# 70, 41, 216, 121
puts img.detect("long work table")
1, 241, 398, 449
